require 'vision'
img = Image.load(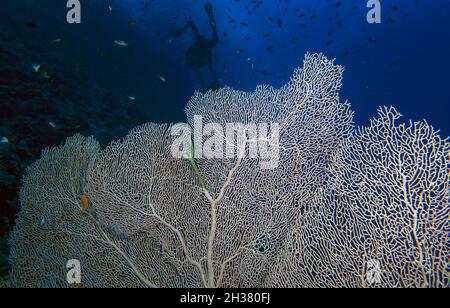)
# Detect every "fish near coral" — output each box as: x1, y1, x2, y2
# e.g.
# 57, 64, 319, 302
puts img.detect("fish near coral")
114, 40, 129, 47
81, 195, 89, 215
32, 64, 50, 78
